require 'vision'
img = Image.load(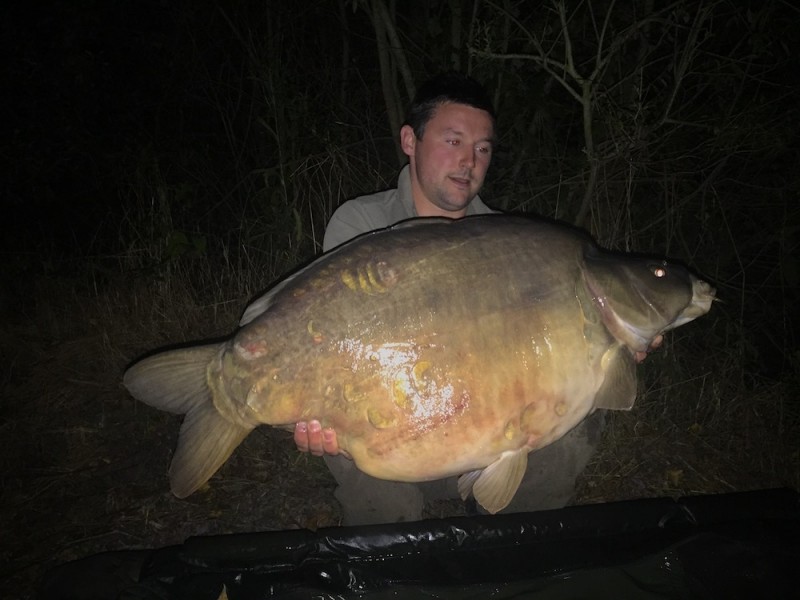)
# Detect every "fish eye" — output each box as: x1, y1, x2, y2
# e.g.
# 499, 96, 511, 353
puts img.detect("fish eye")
651, 263, 667, 278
